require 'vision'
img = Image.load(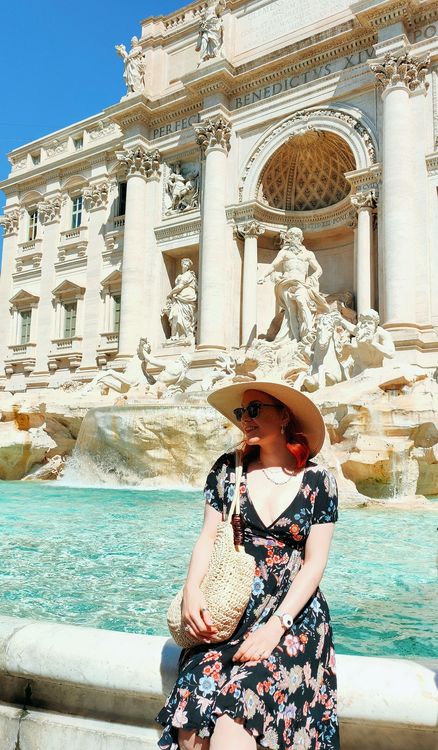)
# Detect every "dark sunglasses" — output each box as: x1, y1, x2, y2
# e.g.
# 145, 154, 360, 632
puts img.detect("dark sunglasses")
233, 401, 282, 422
